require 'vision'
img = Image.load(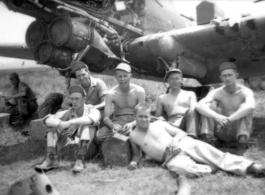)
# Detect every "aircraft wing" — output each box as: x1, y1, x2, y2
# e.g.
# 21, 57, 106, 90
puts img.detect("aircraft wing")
0, 43, 34, 60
